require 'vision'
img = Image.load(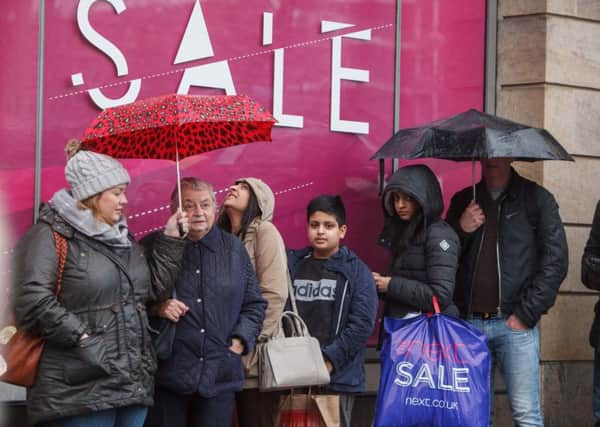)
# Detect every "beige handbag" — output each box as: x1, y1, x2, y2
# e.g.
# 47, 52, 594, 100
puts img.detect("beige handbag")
258, 283, 330, 391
